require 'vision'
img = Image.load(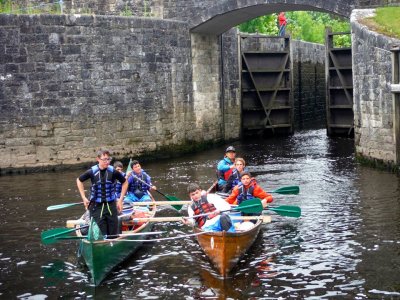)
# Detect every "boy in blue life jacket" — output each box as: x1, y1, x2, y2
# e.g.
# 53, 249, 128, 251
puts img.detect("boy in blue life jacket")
76, 149, 128, 236
113, 161, 125, 199
125, 160, 157, 203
